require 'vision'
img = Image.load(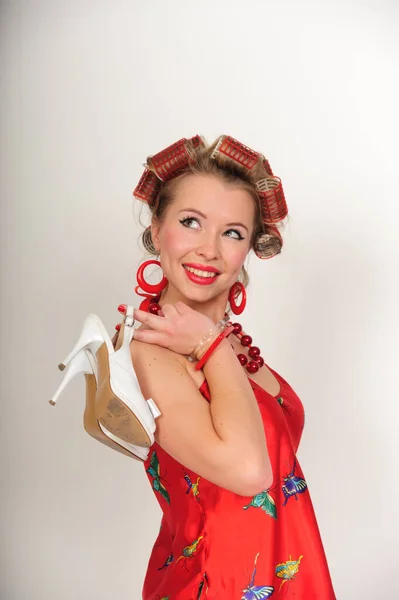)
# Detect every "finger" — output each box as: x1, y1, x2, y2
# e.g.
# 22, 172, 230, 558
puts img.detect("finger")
117, 304, 127, 314
111, 331, 119, 349
161, 303, 179, 318
174, 301, 191, 315
133, 328, 168, 346
133, 308, 166, 329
